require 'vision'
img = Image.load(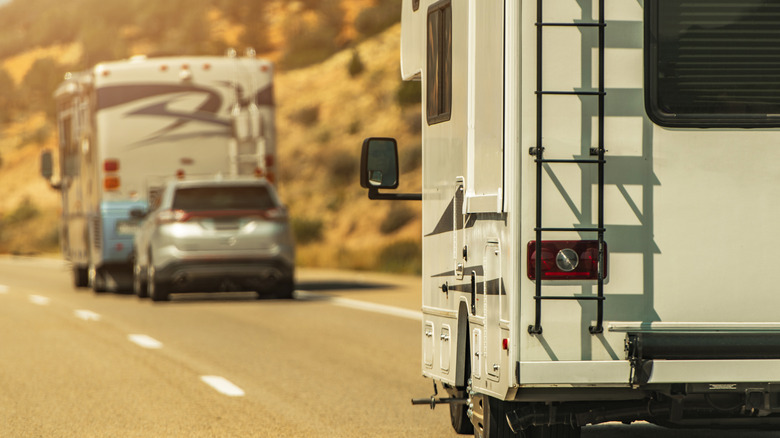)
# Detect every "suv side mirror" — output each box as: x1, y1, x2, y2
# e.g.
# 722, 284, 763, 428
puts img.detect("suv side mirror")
359, 137, 421, 201
360, 137, 399, 189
